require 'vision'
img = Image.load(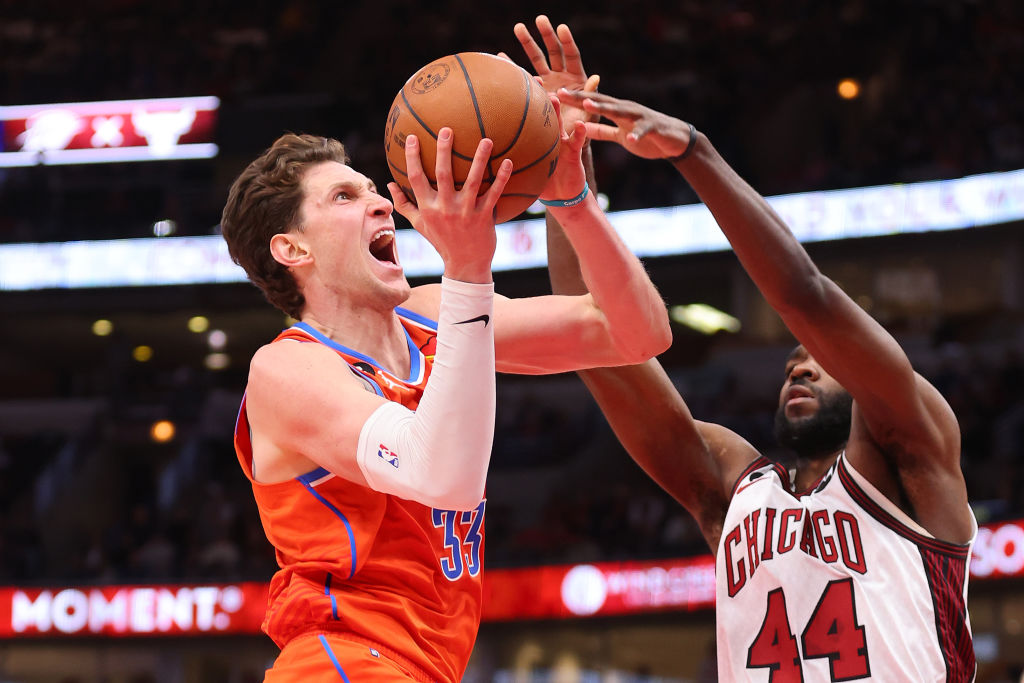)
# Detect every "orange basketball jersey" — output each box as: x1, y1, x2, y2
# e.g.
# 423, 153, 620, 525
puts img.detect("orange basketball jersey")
234, 308, 485, 683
